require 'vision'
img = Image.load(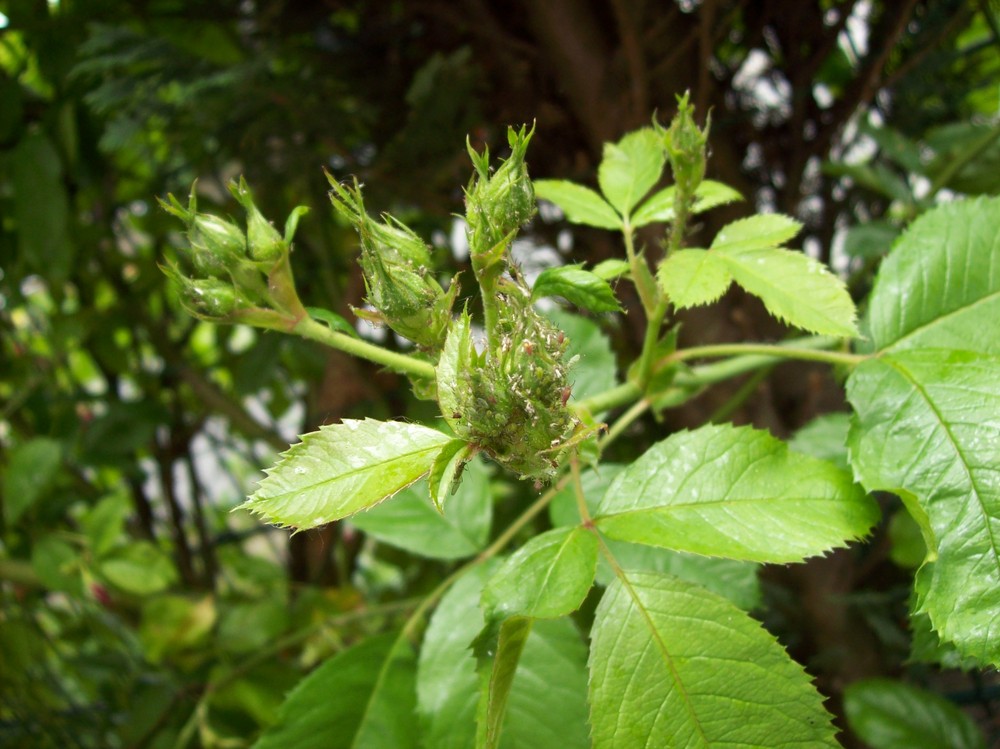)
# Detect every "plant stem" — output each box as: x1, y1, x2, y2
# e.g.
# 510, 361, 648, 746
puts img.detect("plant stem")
575, 335, 860, 416
570, 456, 592, 524
668, 340, 865, 368
636, 297, 670, 388
622, 219, 658, 315
293, 315, 437, 380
